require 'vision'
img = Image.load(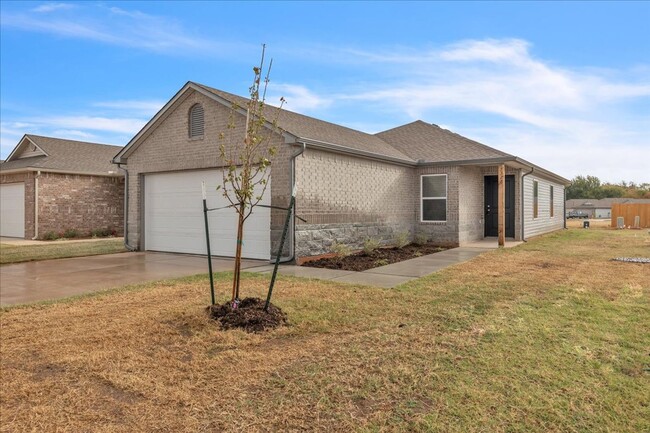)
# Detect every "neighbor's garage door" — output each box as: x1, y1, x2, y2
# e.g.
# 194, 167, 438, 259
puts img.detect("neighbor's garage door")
0, 183, 25, 238
144, 170, 270, 260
